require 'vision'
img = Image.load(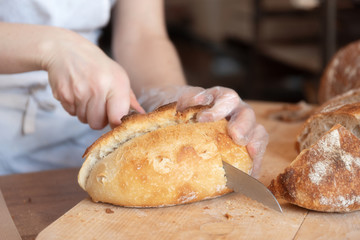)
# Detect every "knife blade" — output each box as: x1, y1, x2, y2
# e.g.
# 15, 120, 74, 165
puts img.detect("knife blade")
0, 189, 22, 240
222, 161, 282, 213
